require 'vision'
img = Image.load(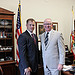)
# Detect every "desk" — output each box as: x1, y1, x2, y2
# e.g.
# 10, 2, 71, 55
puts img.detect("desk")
70, 64, 75, 75
61, 71, 73, 75
62, 64, 75, 75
